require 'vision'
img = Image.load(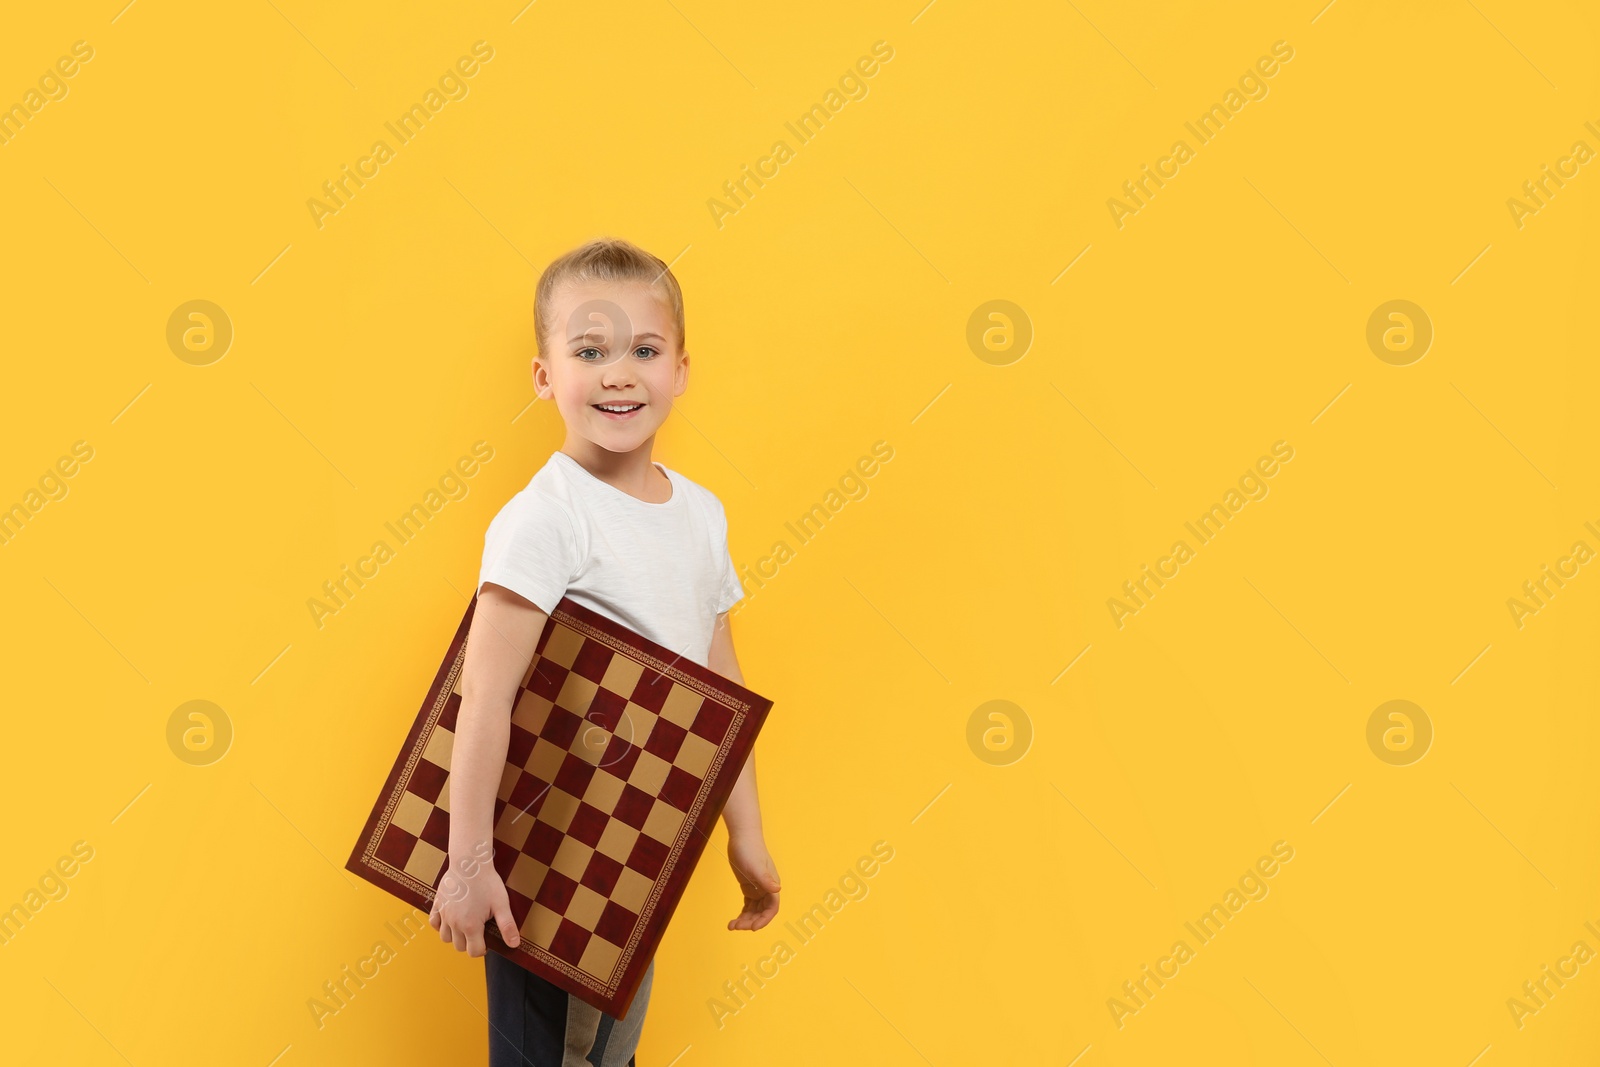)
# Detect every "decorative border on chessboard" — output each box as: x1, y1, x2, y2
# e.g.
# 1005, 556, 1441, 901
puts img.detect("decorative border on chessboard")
550, 601, 758, 716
